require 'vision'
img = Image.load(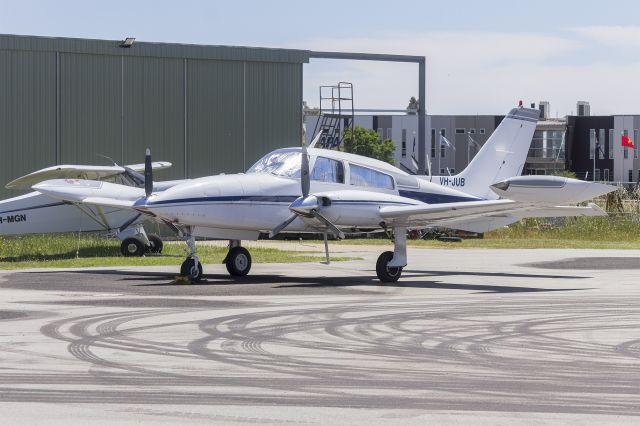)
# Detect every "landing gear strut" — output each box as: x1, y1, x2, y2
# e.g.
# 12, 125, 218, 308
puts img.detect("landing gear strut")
376, 226, 407, 283
224, 240, 252, 276
180, 228, 203, 282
